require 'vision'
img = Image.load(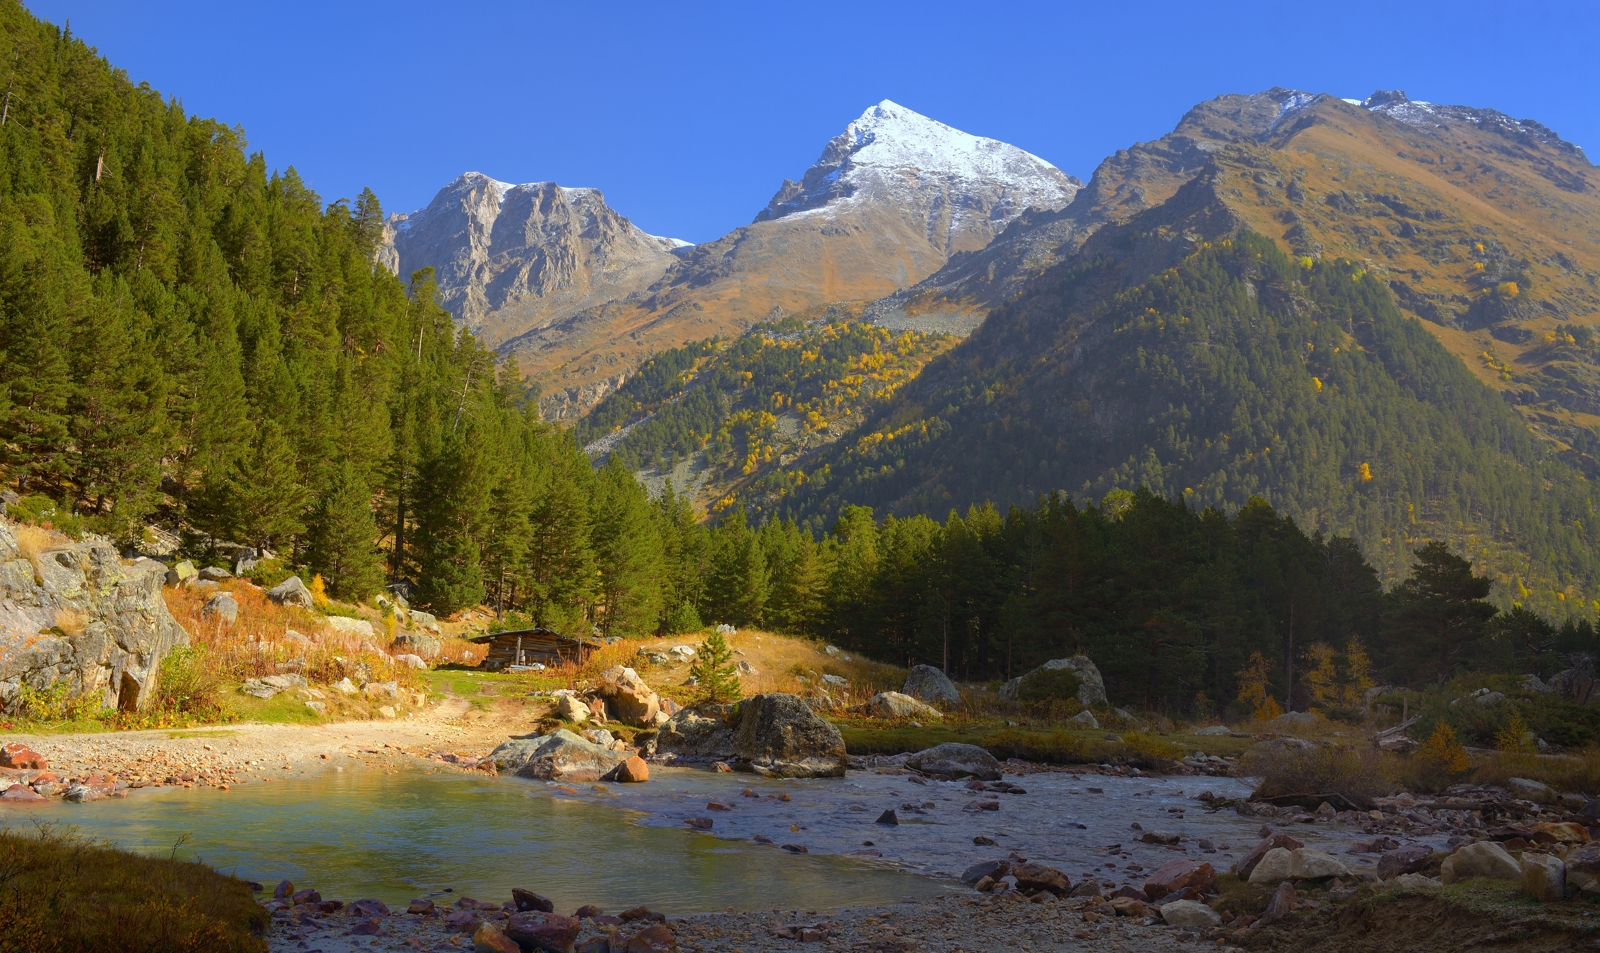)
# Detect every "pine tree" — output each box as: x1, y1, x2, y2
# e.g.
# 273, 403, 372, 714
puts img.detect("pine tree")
591, 456, 664, 638
304, 460, 384, 600
689, 629, 741, 704
525, 438, 597, 634
221, 422, 310, 551
655, 480, 708, 634
1382, 541, 1497, 685
702, 507, 768, 628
